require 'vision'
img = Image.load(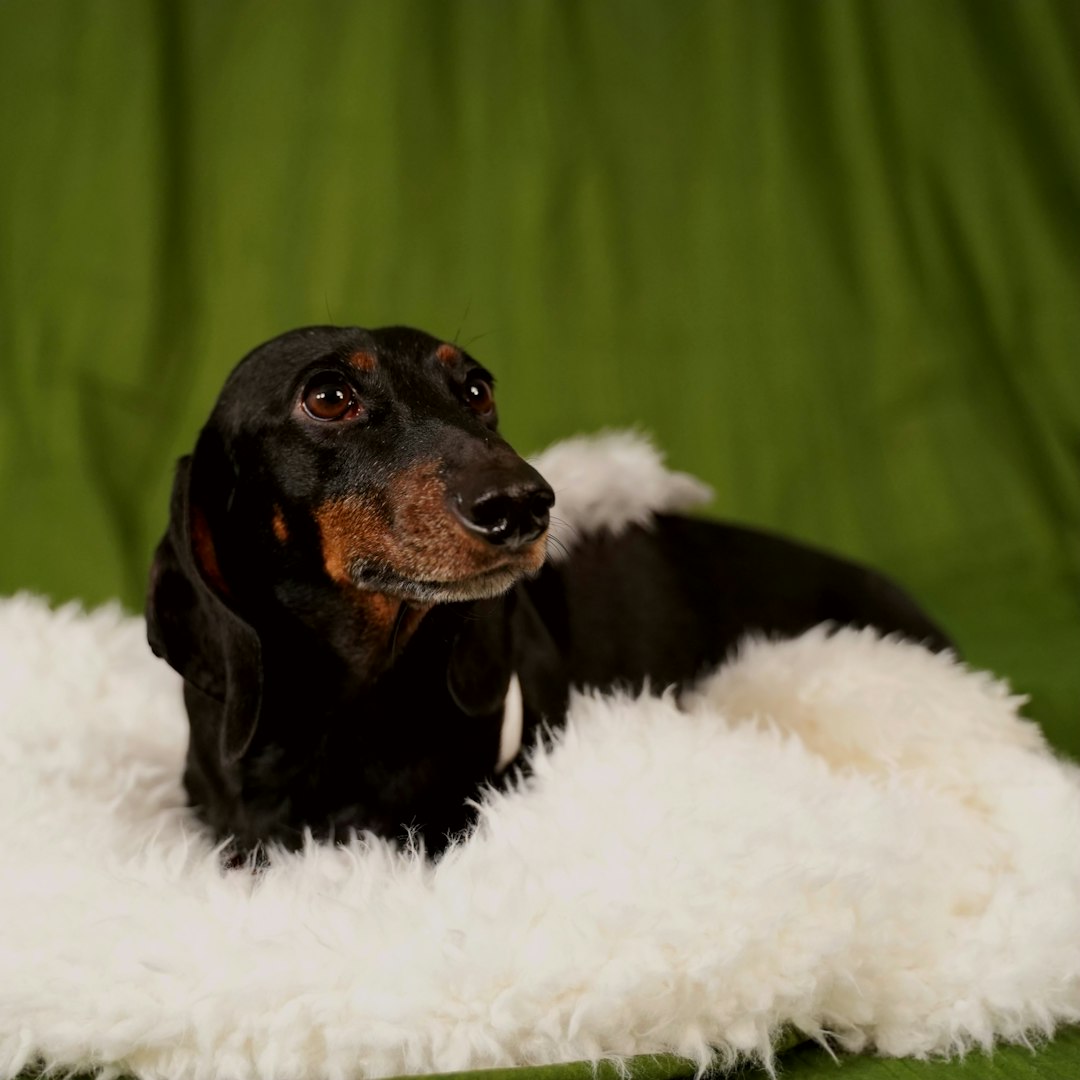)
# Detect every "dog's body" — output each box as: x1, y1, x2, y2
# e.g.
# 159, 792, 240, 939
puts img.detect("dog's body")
148, 326, 951, 856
